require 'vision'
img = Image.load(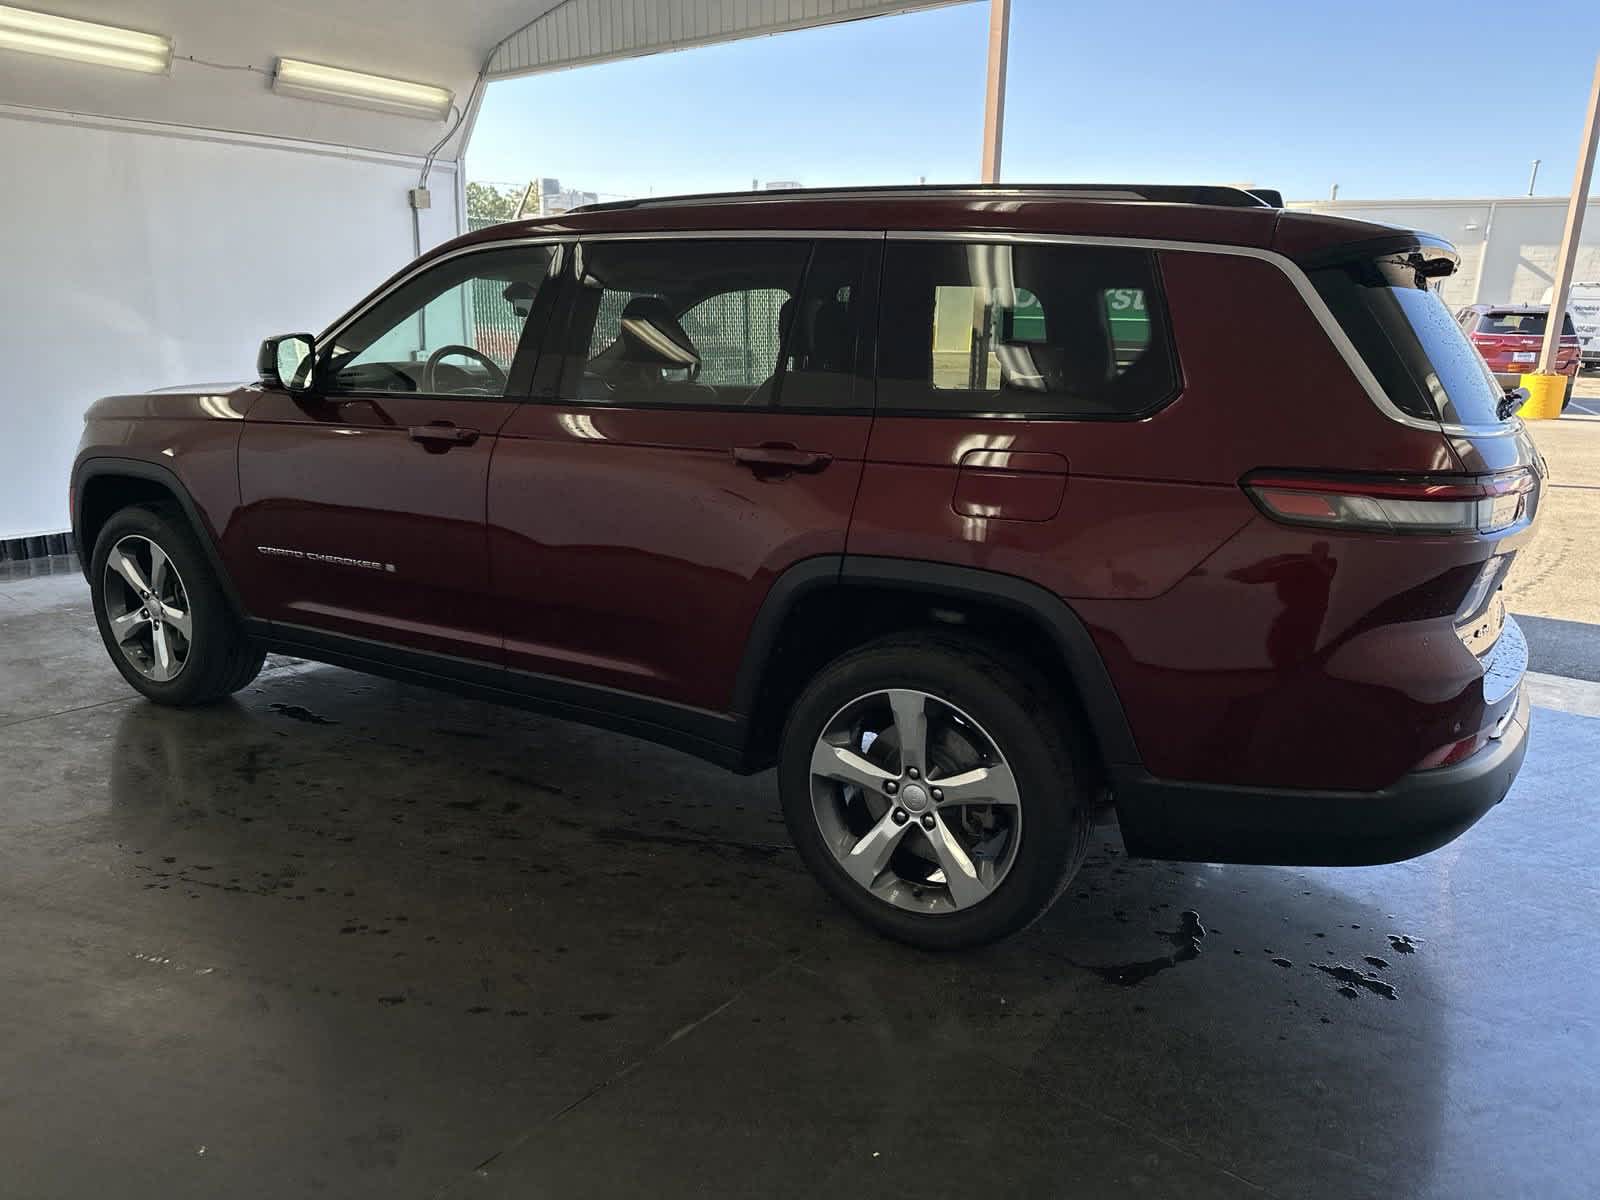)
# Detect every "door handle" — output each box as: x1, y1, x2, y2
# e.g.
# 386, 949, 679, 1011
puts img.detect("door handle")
732, 444, 832, 475
409, 422, 480, 450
